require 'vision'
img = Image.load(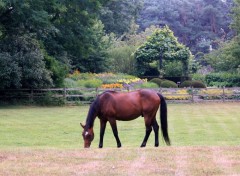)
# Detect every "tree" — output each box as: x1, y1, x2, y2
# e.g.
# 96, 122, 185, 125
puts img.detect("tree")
231, 0, 240, 34
0, 0, 112, 89
134, 26, 191, 77
108, 25, 160, 75
0, 35, 52, 89
205, 37, 240, 73
137, 0, 233, 54
100, 0, 143, 36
